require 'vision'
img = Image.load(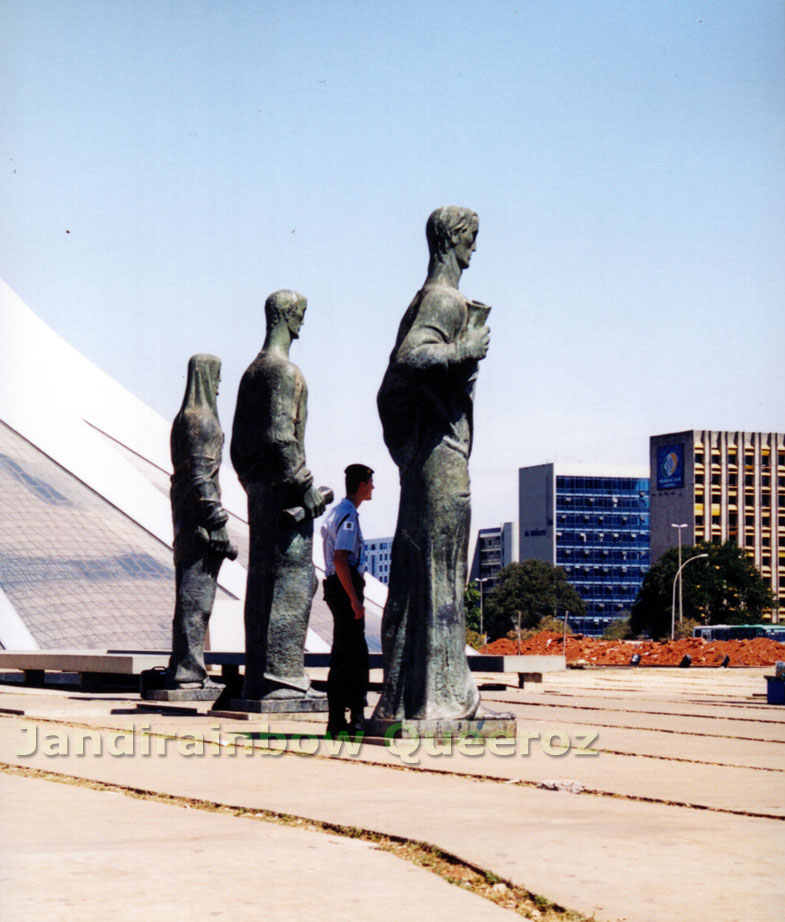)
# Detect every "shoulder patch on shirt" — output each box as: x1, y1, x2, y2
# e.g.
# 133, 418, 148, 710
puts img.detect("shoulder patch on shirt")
341, 520, 355, 531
